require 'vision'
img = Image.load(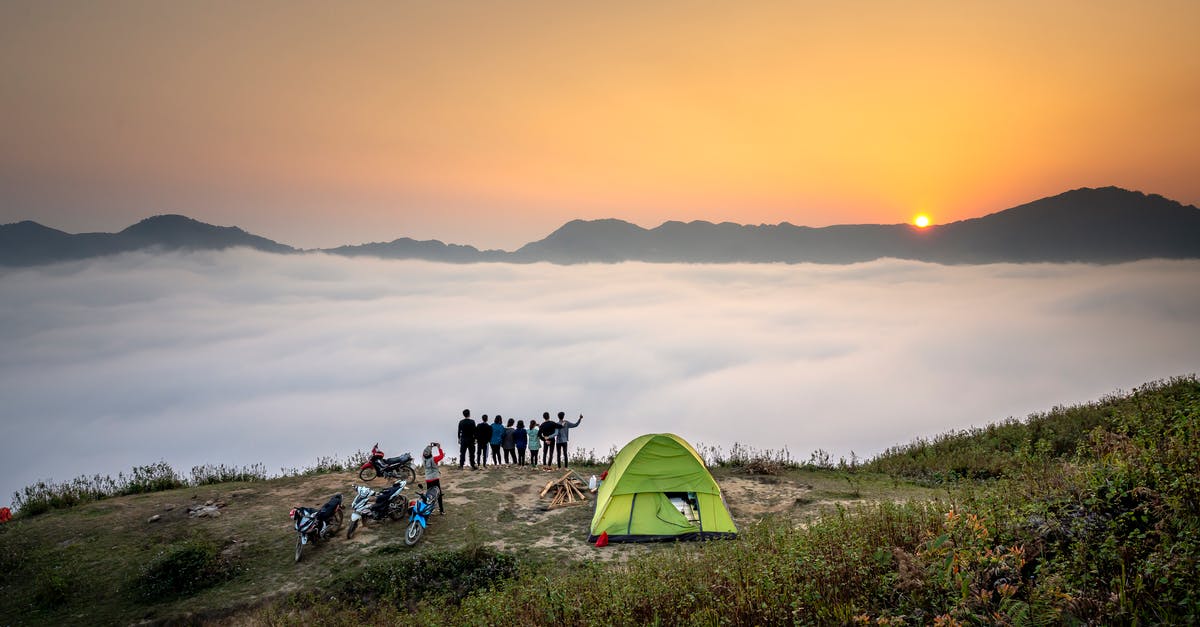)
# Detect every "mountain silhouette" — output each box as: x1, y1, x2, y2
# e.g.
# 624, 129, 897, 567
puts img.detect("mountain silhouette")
0, 214, 292, 266
514, 187, 1200, 264
2, 187, 1198, 267
326, 238, 508, 262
